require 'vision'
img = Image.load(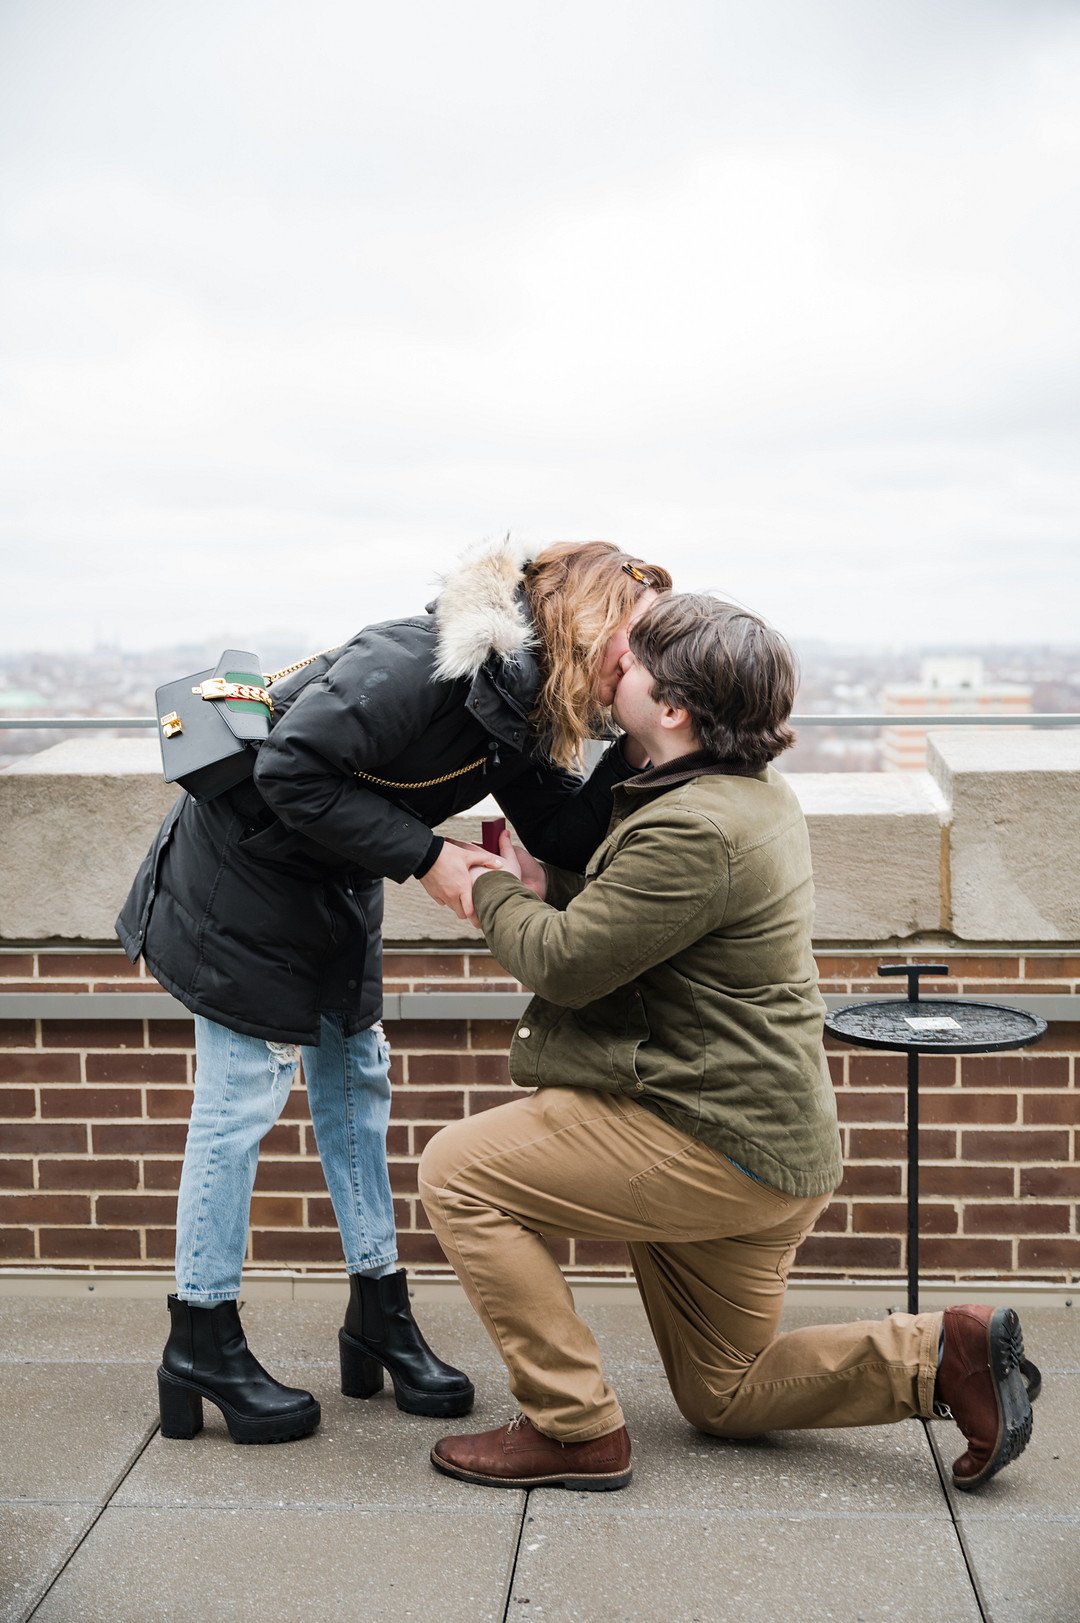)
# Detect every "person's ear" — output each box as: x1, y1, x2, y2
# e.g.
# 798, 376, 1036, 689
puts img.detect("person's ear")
658, 703, 690, 732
